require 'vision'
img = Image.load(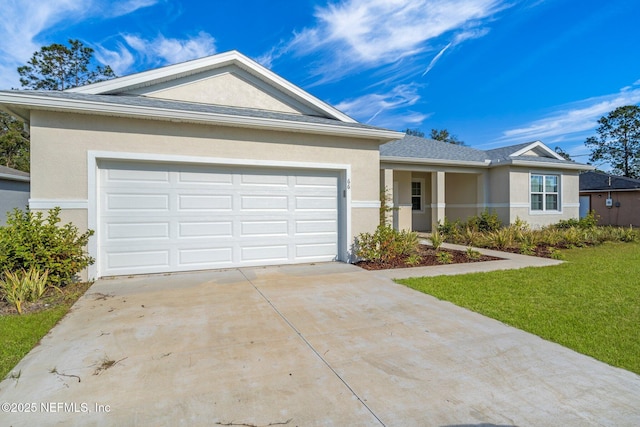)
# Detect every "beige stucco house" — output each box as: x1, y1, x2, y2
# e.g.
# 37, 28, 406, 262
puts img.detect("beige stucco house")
0, 50, 591, 279
381, 135, 593, 232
